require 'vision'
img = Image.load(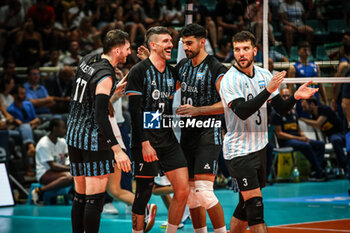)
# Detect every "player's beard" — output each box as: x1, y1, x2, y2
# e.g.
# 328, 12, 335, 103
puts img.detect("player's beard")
235, 53, 254, 69
185, 48, 200, 59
